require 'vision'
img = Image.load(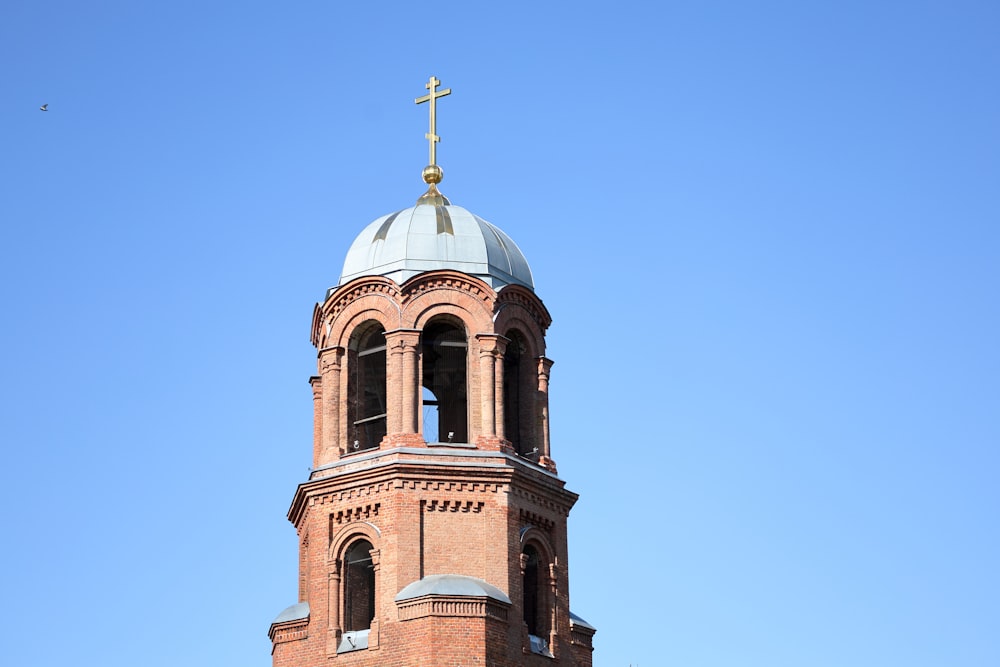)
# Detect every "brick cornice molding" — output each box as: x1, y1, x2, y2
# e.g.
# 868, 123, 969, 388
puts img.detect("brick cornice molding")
421, 498, 485, 513
396, 594, 510, 622
288, 449, 576, 526
400, 270, 495, 307
329, 502, 380, 525
269, 618, 309, 645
